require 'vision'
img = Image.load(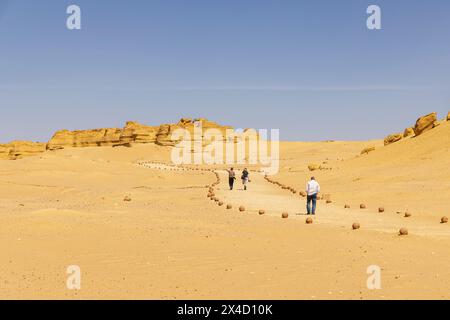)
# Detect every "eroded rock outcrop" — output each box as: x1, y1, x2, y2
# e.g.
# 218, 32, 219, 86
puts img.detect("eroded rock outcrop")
120, 121, 159, 144
447, 112, 450, 121
46, 118, 233, 150
384, 134, 403, 146
156, 118, 233, 147
47, 128, 123, 150
2, 118, 239, 160
0, 141, 47, 160
414, 112, 437, 136
361, 146, 376, 155
403, 127, 415, 138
